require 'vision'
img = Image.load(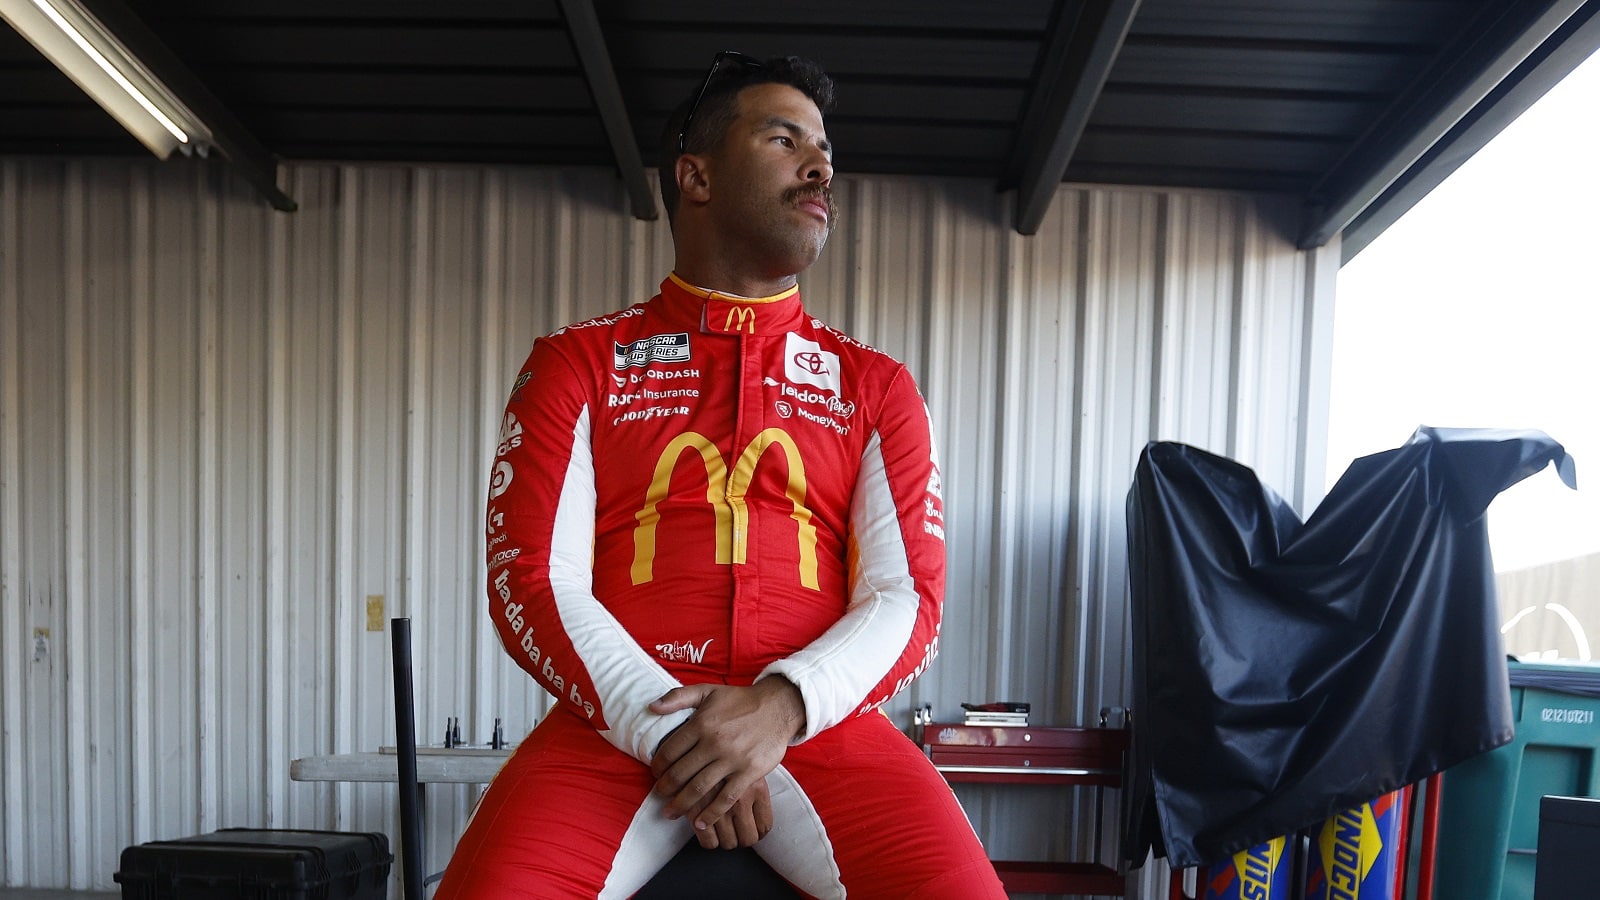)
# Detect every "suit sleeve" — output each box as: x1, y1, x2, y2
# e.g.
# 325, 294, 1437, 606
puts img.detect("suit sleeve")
758, 366, 945, 740
487, 337, 692, 764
